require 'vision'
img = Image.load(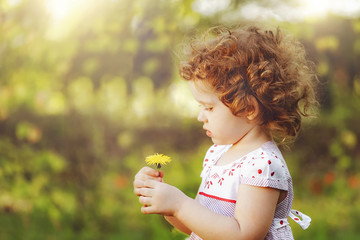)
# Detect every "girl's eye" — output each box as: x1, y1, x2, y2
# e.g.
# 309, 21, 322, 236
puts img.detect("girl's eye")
198, 104, 213, 111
